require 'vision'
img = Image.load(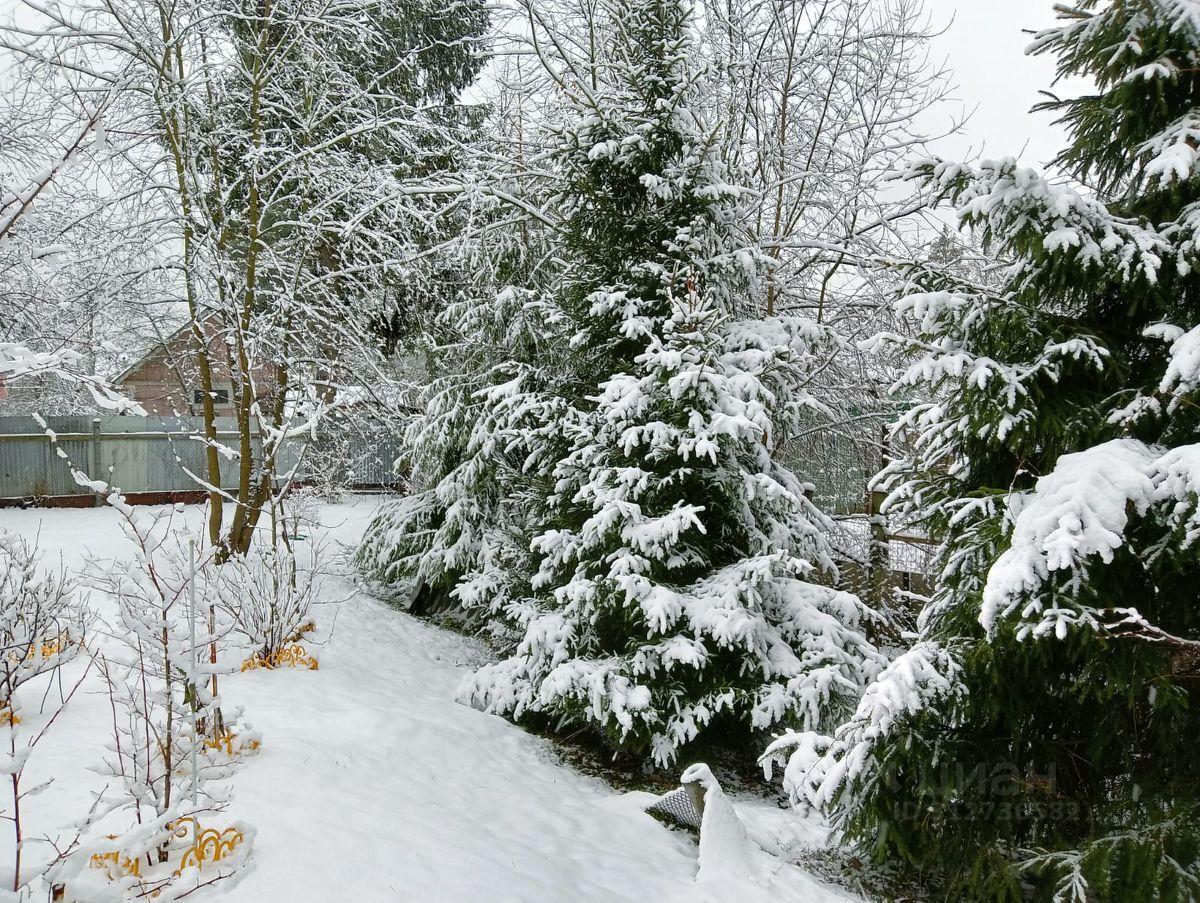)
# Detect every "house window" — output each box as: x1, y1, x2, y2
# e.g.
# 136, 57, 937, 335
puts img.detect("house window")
194, 388, 230, 406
